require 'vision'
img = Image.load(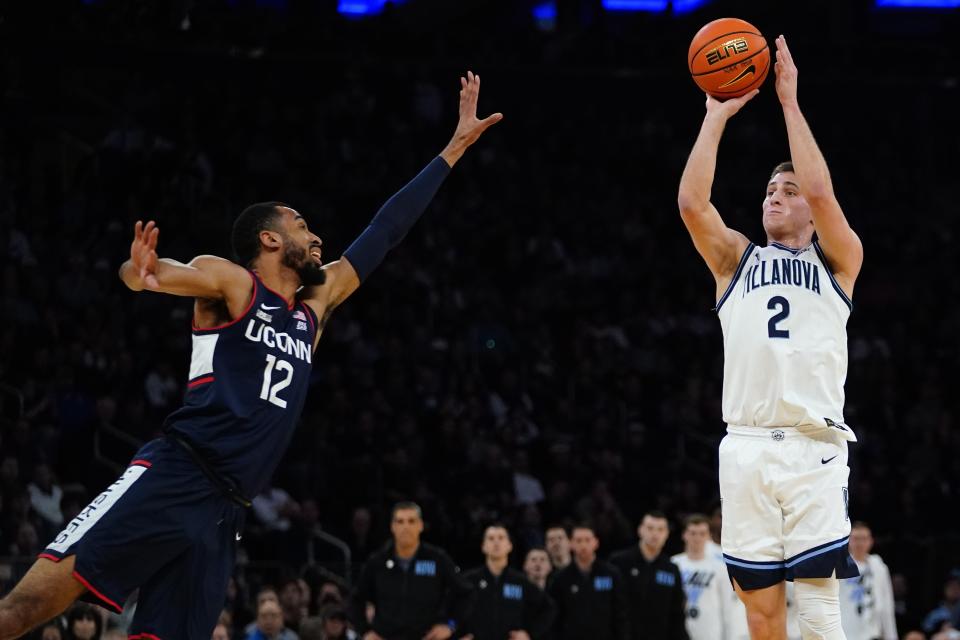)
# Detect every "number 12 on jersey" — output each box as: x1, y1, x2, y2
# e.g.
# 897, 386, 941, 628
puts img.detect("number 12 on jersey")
767, 296, 790, 339
260, 354, 293, 408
